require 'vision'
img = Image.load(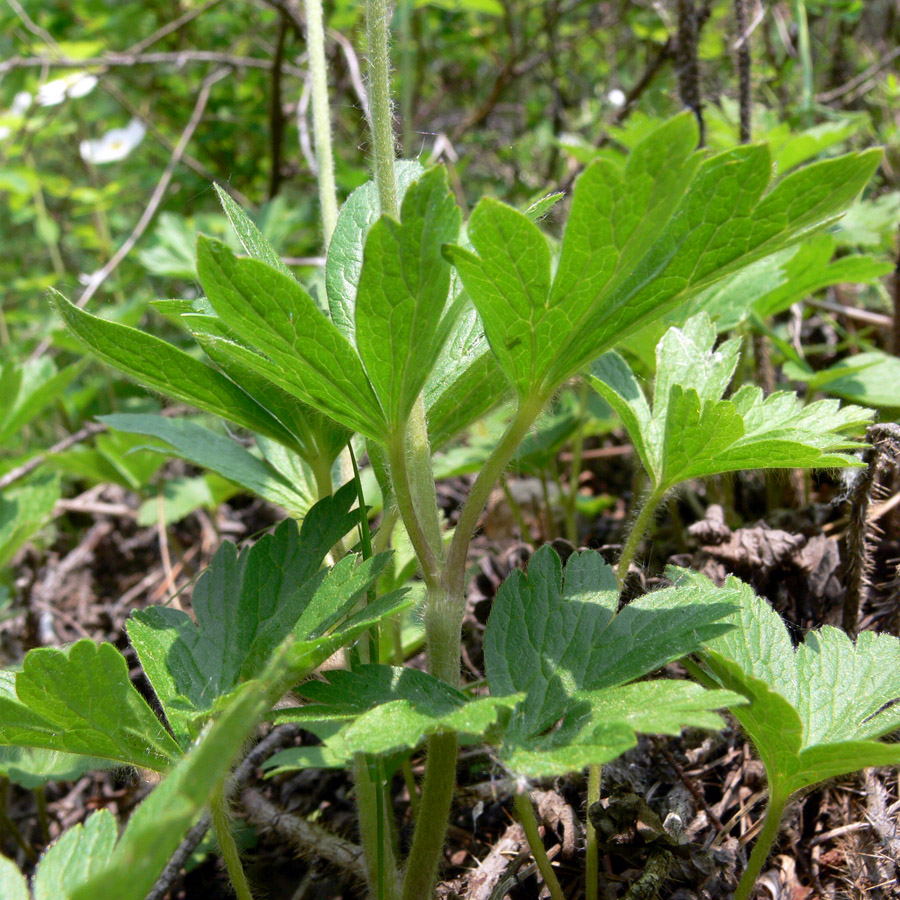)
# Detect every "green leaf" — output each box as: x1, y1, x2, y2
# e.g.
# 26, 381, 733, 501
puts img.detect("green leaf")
0, 855, 28, 900
196, 238, 387, 442
0, 357, 84, 445
0, 471, 59, 568
272, 664, 518, 760
326, 160, 424, 343
447, 113, 879, 402
591, 313, 873, 493
0, 642, 181, 771
33, 809, 117, 900
0, 744, 113, 789
99, 413, 312, 516
50, 291, 302, 452
214, 183, 295, 280
787, 350, 900, 411
127, 484, 364, 743
483, 546, 740, 775
694, 571, 900, 799
355, 167, 462, 427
